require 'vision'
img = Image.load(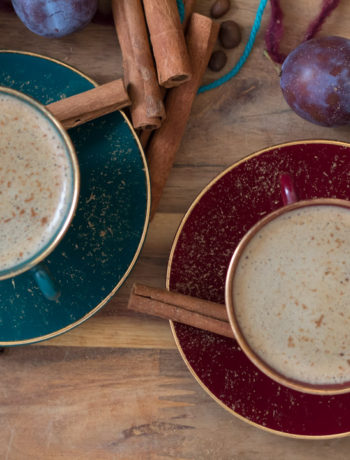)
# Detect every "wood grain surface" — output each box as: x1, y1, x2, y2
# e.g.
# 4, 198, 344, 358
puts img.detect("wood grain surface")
1, 1, 350, 458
